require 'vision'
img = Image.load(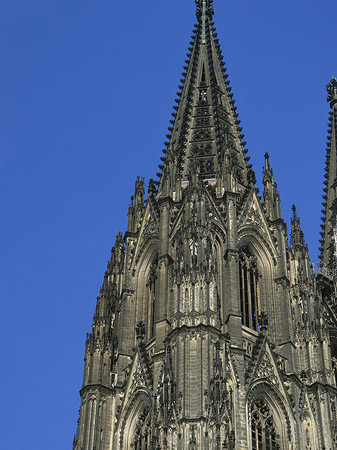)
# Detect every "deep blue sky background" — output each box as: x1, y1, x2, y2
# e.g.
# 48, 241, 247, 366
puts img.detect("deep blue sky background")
1, 0, 336, 448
